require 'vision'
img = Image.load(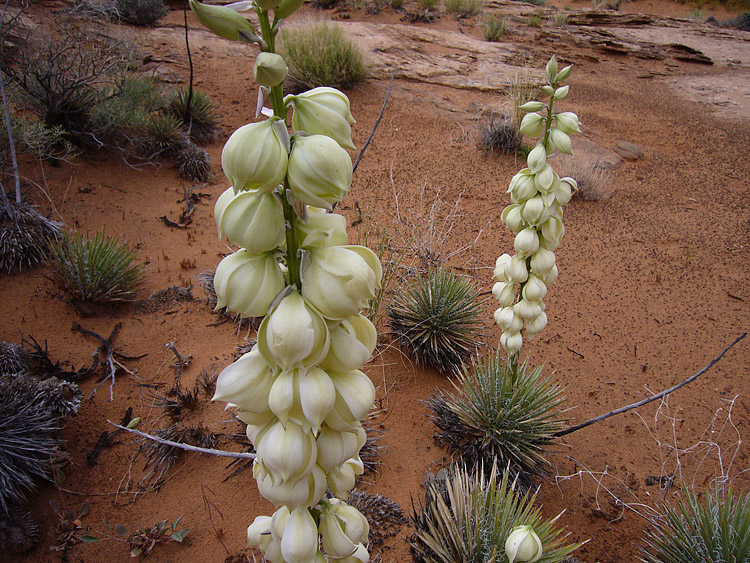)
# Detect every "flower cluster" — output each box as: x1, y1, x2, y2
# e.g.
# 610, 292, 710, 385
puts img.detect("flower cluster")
190, 1, 380, 561
493, 57, 580, 356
